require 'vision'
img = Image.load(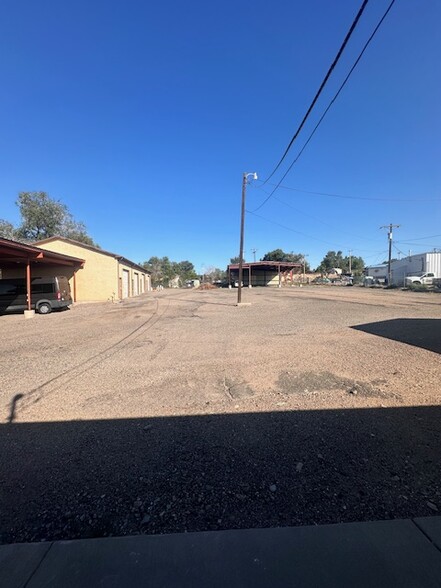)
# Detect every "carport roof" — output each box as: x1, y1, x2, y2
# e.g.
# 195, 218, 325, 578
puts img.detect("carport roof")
228, 261, 302, 271
0, 237, 85, 266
